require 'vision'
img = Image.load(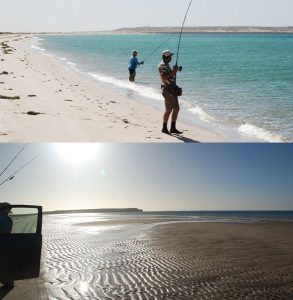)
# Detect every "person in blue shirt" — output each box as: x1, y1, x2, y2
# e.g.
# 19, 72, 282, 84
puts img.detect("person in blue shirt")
128, 50, 144, 82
